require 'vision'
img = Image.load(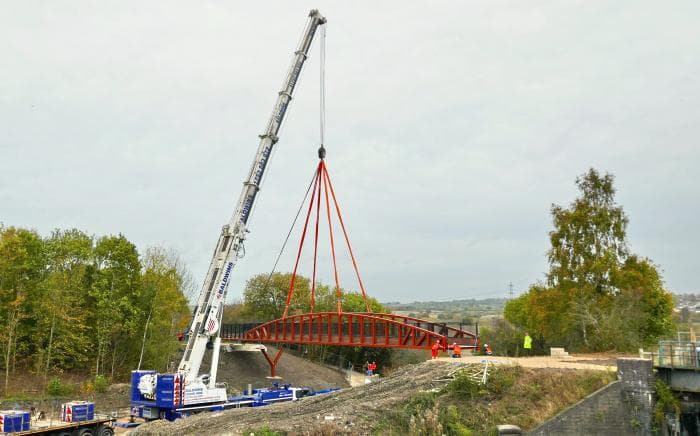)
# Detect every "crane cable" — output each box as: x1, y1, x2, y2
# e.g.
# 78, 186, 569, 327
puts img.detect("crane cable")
319, 23, 326, 152
260, 172, 316, 295
282, 22, 372, 316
